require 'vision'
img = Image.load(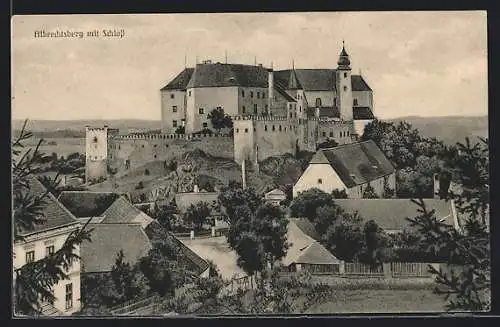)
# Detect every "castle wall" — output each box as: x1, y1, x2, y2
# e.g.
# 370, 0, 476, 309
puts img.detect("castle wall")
85, 127, 109, 182
317, 121, 354, 145
186, 86, 239, 133
238, 86, 269, 116
233, 119, 255, 165
161, 90, 187, 134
